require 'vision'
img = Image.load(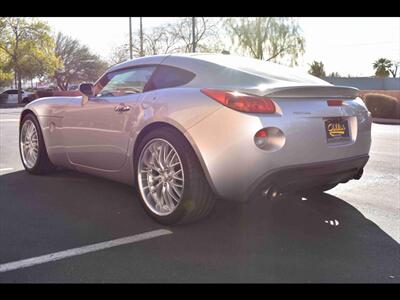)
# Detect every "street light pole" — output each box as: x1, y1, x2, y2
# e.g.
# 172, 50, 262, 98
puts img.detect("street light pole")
129, 17, 133, 59
140, 17, 144, 57
192, 17, 196, 53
